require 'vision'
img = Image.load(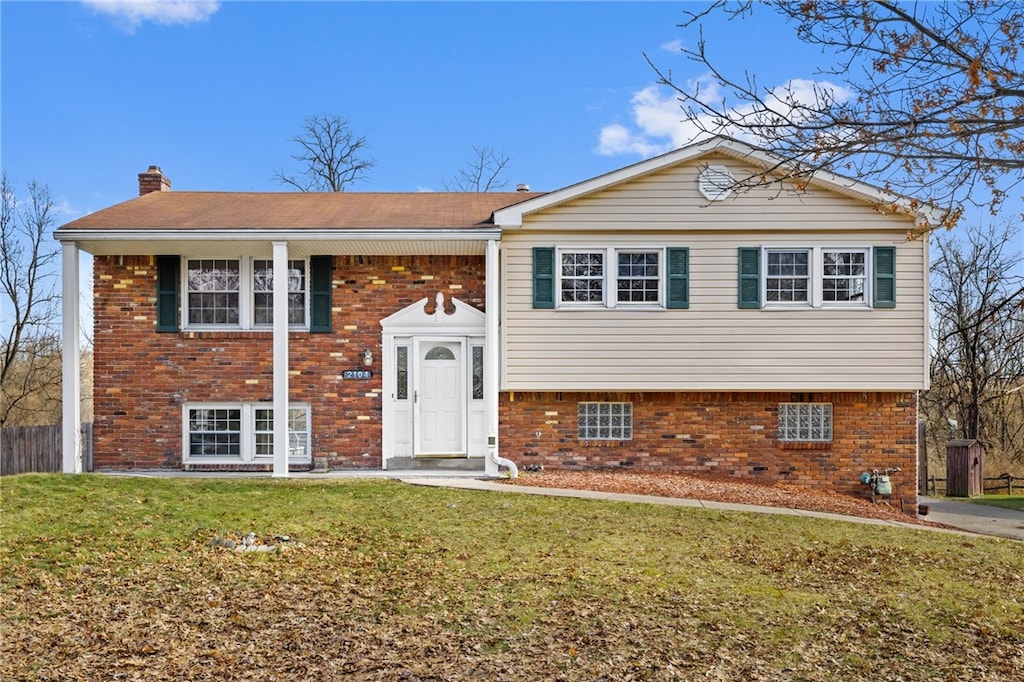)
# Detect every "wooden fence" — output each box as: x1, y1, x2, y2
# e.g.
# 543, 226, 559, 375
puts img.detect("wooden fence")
924, 474, 1020, 497
0, 424, 93, 475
